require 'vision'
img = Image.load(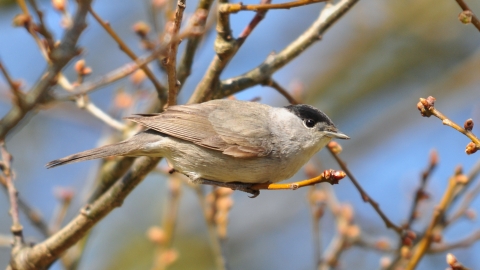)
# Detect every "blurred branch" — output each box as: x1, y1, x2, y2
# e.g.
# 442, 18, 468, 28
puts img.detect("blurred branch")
219, 0, 327, 13
0, 0, 93, 141
0, 60, 25, 107
308, 185, 325, 267
193, 186, 227, 270
165, 0, 186, 106
261, 78, 299, 104
455, 0, 480, 31
446, 253, 470, 270
26, 0, 55, 48
446, 160, 480, 225
88, 7, 167, 101
429, 230, 480, 253
319, 186, 360, 270
405, 150, 438, 228
406, 169, 466, 270
69, 24, 200, 98
219, 0, 359, 98
327, 142, 404, 235
50, 188, 75, 234
417, 96, 480, 154
151, 176, 182, 270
